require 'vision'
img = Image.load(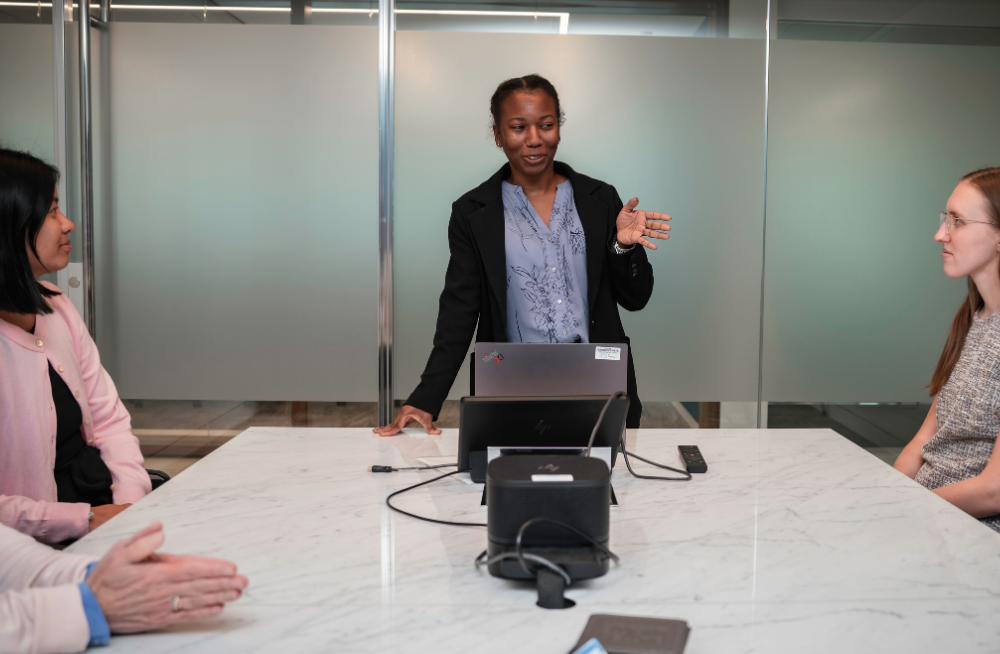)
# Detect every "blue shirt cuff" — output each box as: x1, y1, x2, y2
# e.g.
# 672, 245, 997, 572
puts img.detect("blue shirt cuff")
78, 562, 110, 648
